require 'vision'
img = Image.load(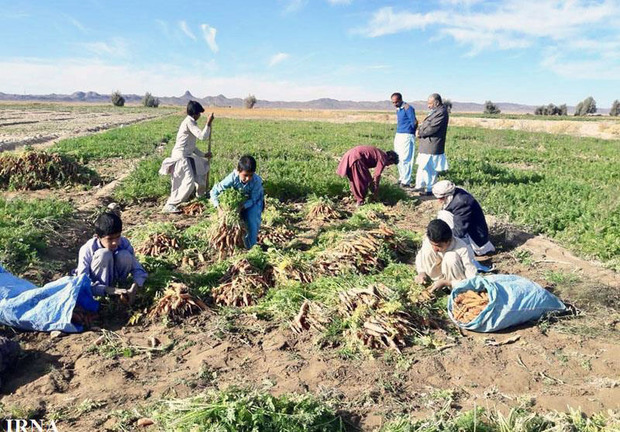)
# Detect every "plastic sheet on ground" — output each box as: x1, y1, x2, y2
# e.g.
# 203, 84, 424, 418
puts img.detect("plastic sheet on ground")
0, 264, 99, 333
